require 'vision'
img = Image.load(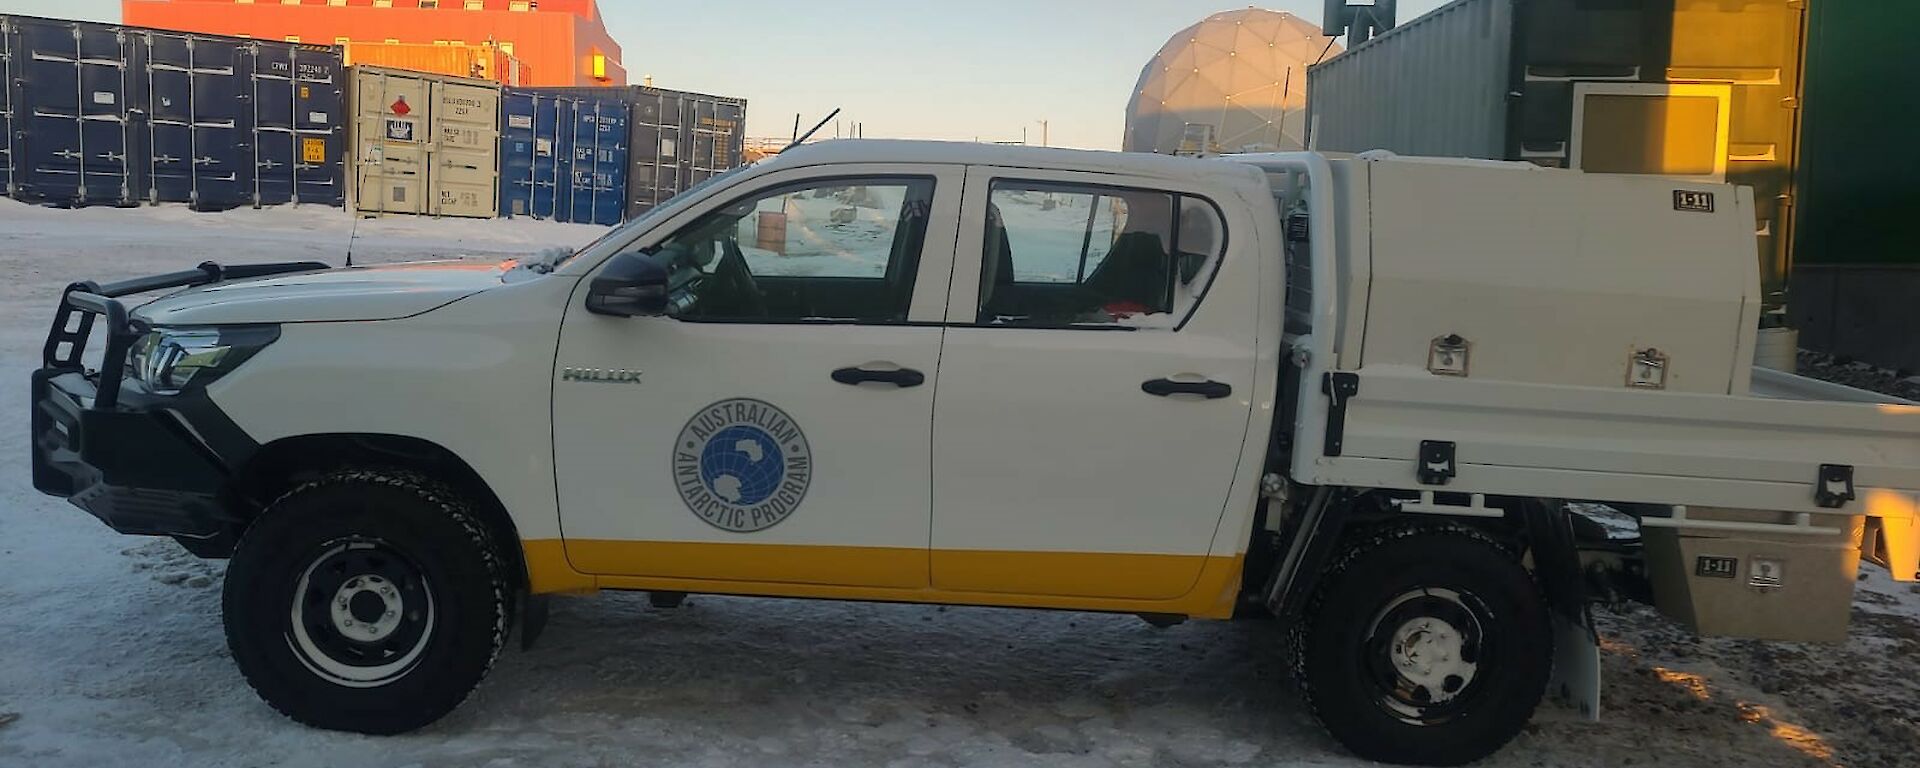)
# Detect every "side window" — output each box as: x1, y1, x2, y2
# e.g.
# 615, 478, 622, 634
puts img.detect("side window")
979, 181, 1226, 328
643, 177, 936, 323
